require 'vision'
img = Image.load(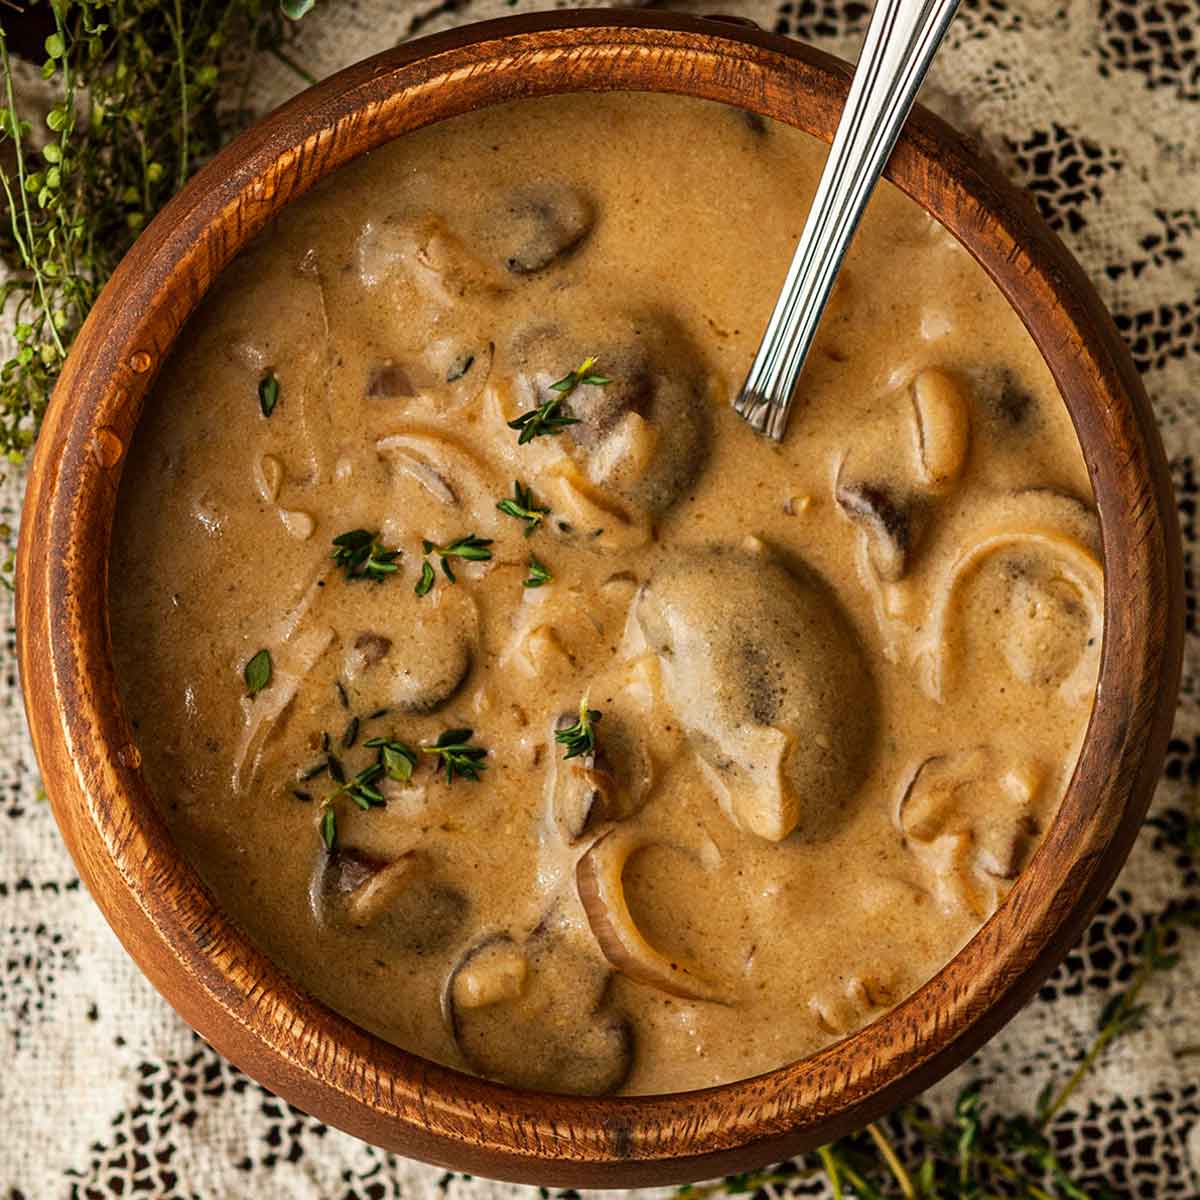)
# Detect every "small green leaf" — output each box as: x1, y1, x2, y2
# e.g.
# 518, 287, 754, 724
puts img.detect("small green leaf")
523, 554, 552, 588
44, 33, 65, 59
258, 370, 280, 417
244, 649, 272, 694
415, 560, 436, 597
320, 806, 337, 850
282, 0, 317, 17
